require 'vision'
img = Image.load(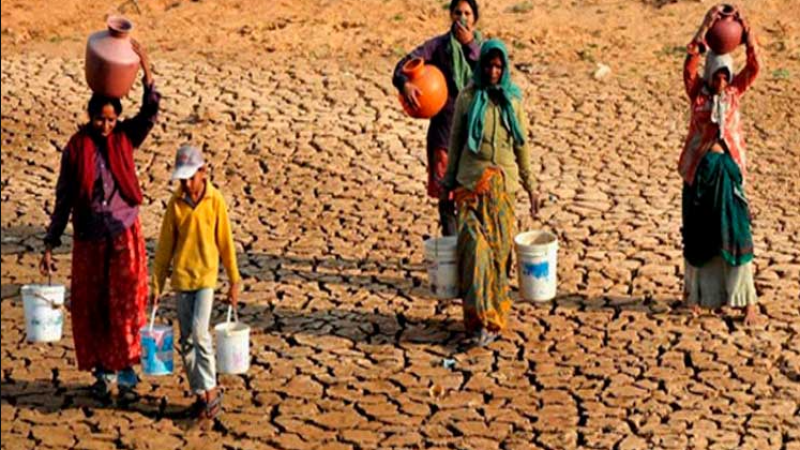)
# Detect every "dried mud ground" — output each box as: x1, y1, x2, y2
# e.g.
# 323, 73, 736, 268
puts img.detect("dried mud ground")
2, 0, 799, 449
